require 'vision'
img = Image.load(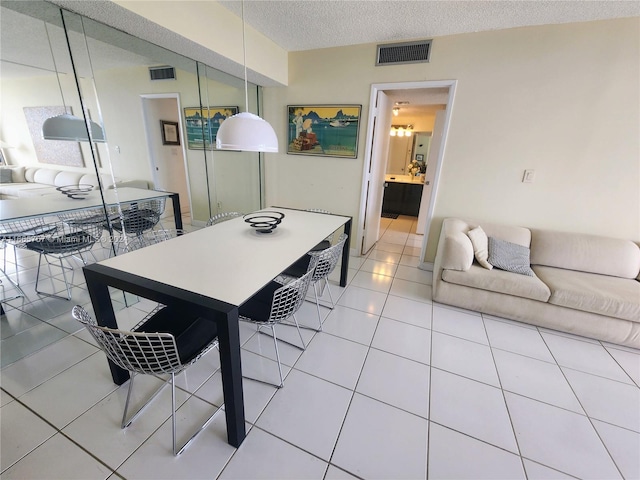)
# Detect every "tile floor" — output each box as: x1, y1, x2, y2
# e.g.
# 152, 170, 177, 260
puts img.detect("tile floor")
1, 215, 639, 479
